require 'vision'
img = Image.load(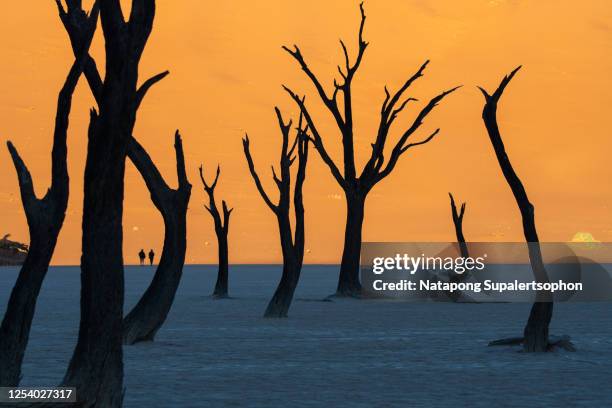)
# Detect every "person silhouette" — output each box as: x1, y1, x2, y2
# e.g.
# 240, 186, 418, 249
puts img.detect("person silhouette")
138, 249, 146, 266
148, 249, 155, 266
